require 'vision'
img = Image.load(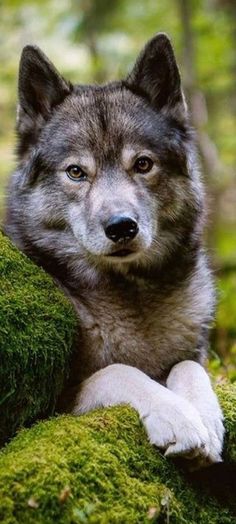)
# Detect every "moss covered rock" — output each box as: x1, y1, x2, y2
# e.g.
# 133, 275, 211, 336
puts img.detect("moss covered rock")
0, 231, 235, 523
0, 383, 235, 524
0, 231, 77, 445
216, 382, 236, 463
